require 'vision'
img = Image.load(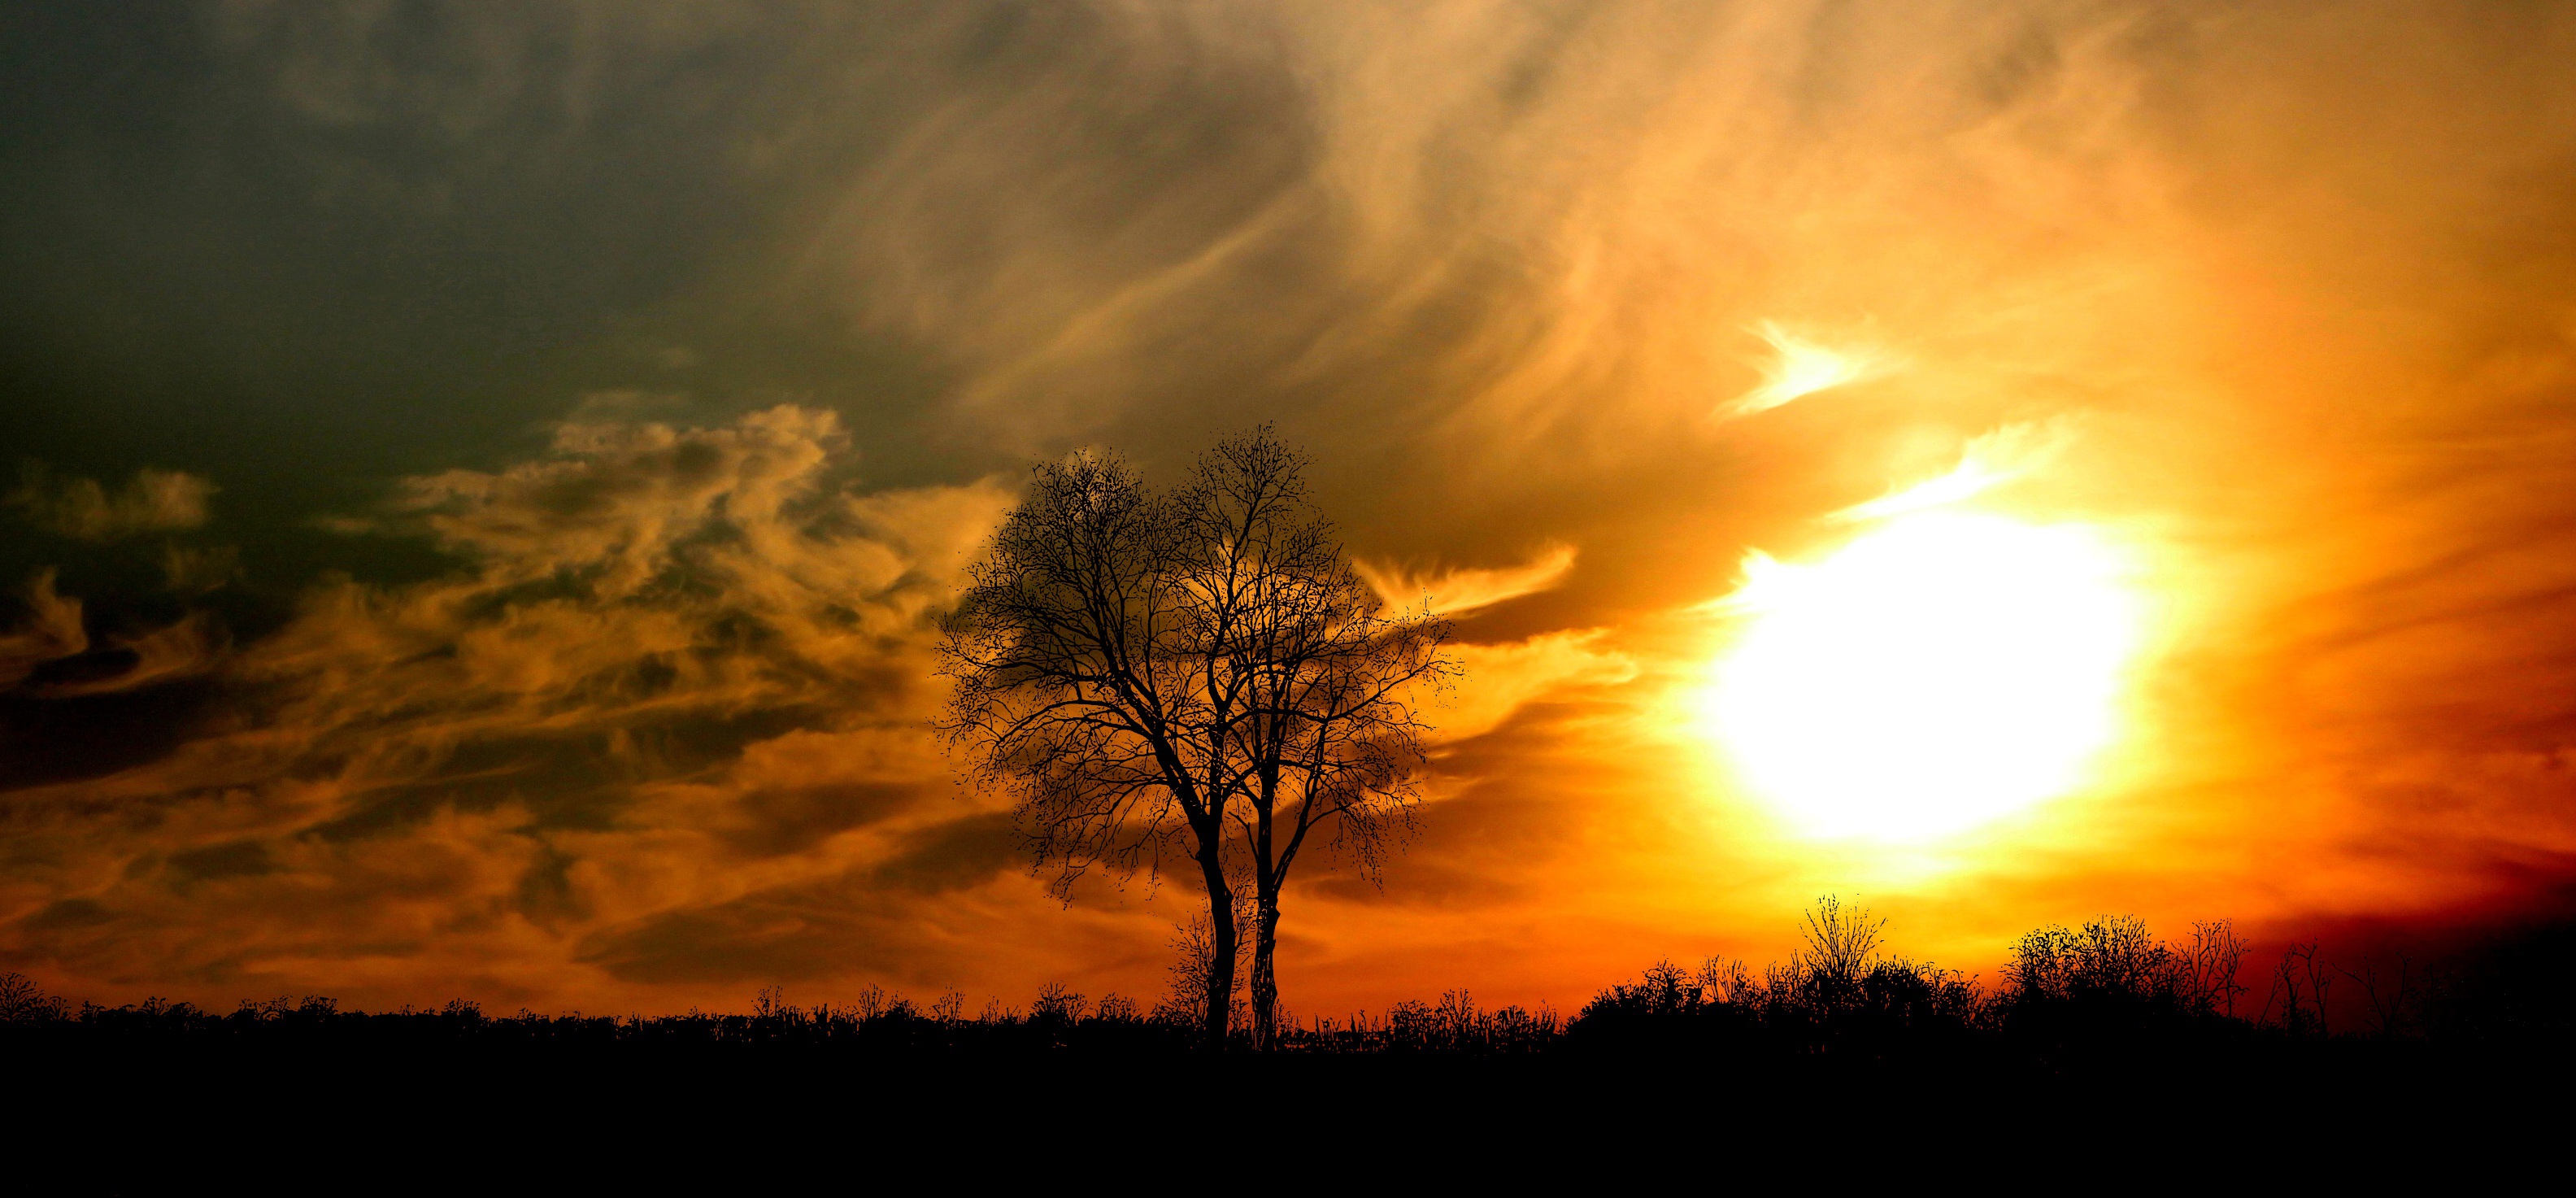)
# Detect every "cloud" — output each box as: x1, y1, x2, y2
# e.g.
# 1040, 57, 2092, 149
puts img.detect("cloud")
0, 407, 1036, 1008
1431, 629, 1637, 746
11, 467, 215, 541
159, 544, 242, 595
32, 612, 228, 699
1834, 420, 2078, 522
1355, 542, 1577, 617
0, 571, 87, 690
1721, 323, 1894, 419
